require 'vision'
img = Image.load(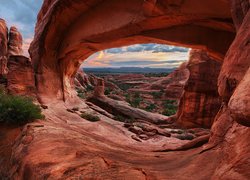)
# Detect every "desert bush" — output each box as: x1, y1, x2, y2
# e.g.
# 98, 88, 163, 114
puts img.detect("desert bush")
145, 103, 156, 112
117, 83, 133, 91
80, 113, 100, 122
162, 100, 178, 116
76, 89, 86, 99
114, 115, 134, 123
104, 88, 111, 95
125, 93, 142, 108
130, 97, 142, 108
86, 85, 94, 91
0, 91, 44, 125
151, 91, 163, 99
